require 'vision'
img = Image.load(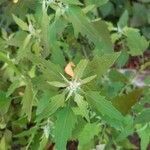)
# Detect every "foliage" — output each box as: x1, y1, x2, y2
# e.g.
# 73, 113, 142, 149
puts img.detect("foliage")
0, 0, 150, 150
